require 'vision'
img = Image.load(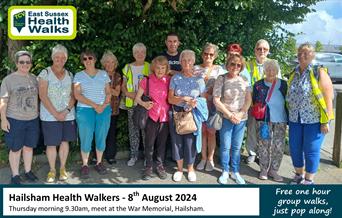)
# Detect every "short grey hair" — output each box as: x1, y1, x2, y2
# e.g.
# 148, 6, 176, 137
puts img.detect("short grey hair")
255, 39, 270, 50
202, 42, 219, 58
132, 42, 146, 54
100, 51, 118, 68
14, 51, 32, 64
298, 42, 315, 53
263, 59, 280, 74
51, 44, 68, 59
180, 49, 196, 63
